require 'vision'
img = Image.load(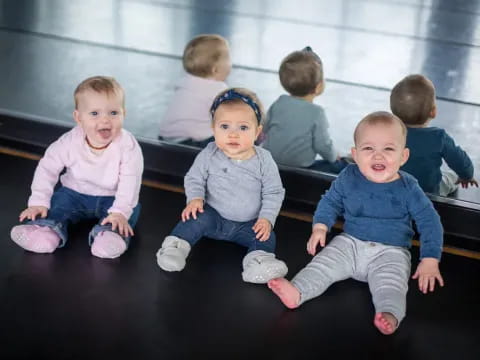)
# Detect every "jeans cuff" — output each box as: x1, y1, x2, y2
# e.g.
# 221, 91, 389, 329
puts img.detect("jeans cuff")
26, 218, 67, 247
88, 224, 130, 247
